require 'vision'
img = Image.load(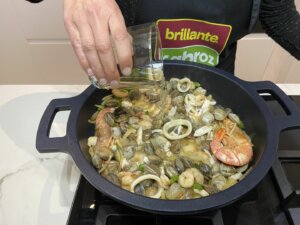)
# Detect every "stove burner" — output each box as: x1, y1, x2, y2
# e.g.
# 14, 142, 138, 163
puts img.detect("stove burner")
67, 96, 300, 225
